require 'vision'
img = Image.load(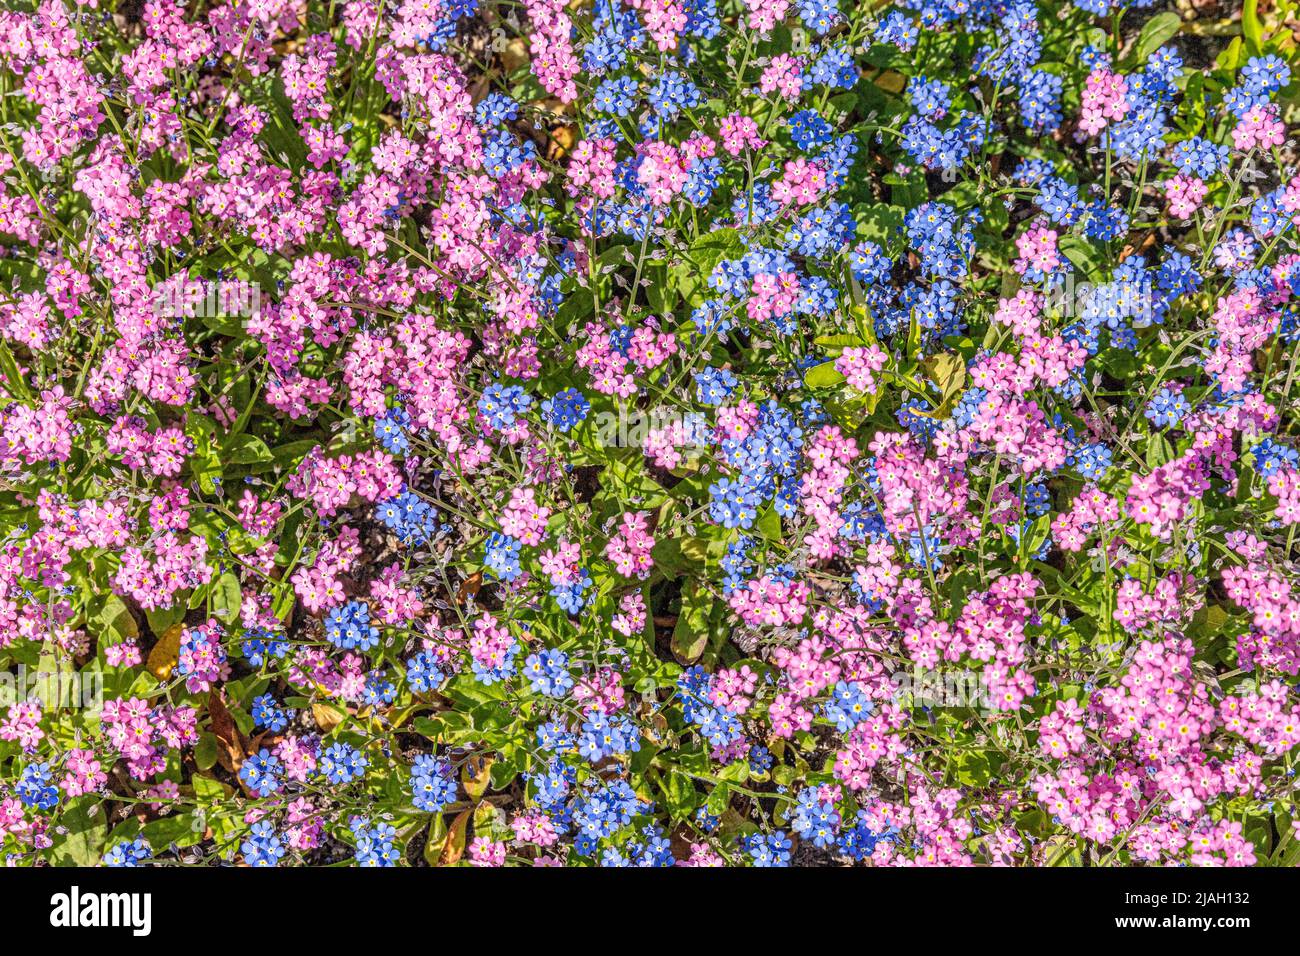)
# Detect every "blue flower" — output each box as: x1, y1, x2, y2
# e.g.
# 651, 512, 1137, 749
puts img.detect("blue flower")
694, 365, 739, 405
251, 693, 290, 733
541, 388, 590, 432
484, 532, 524, 582
875, 11, 918, 50
103, 837, 152, 867
1144, 387, 1190, 428
1074, 442, 1114, 480
525, 648, 575, 697
709, 475, 760, 529
16, 762, 58, 810
788, 109, 834, 151
823, 681, 874, 732
352, 818, 399, 867
1242, 55, 1291, 96
241, 626, 288, 666
410, 754, 458, 812
1252, 437, 1299, 478
376, 487, 441, 547
324, 600, 381, 652
478, 382, 532, 430
241, 821, 286, 867
239, 749, 284, 797
744, 831, 792, 866
320, 742, 368, 785
593, 76, 638, 116
405, 649, 446, 693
